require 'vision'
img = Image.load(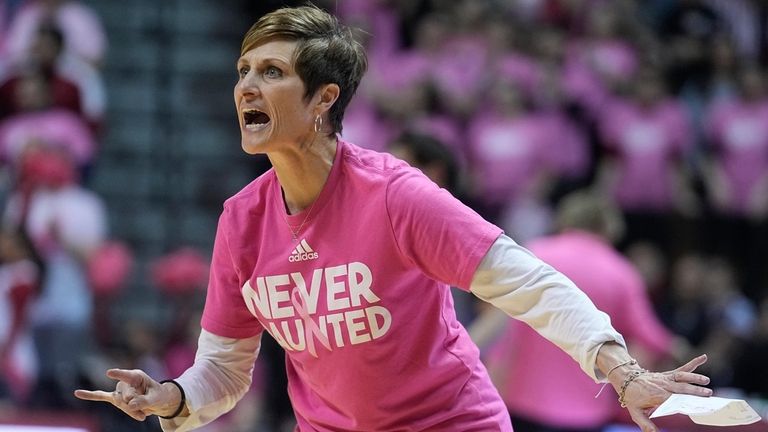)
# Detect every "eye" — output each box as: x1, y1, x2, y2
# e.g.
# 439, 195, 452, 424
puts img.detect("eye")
264, 65, 282, 78
238, 66, 249, 78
